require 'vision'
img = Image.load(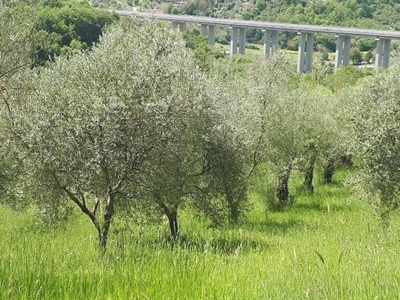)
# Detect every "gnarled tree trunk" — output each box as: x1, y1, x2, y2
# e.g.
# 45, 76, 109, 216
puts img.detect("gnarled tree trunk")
157, 199, 179, 239
166, 210, 179, 239
302, 141, 317, 193
323, 158, 335, 184
97, 194, 115, 253
276, 165, 292, 202
226, 189, 240, 224
60, 182, 119, 255
303, 164, 314, 193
